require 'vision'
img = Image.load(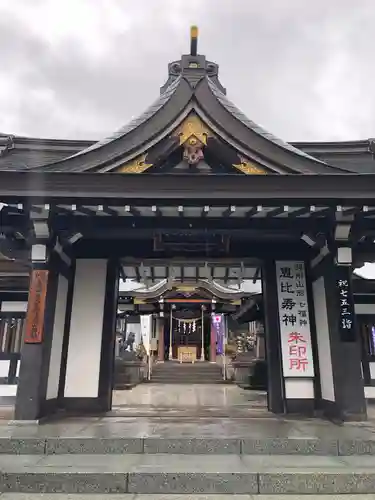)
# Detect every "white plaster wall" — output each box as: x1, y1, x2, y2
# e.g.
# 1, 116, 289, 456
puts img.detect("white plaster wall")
0, 302, 28, 312
312, 276, 335, 402
284, 378, 314, 399
0, 385, 17, 396
46, 274, 68, 400
370, 362, 375, 380
0, 360, 10, 378
64, 259, 107, 398
355, 304, 375, 315
365, 386, 375, 398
